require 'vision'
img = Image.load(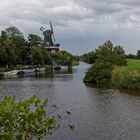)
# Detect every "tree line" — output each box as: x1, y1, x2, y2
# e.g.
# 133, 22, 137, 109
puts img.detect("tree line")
0, 26, 78, 71
126, 50, 140, 59
80, 49, 140, 64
